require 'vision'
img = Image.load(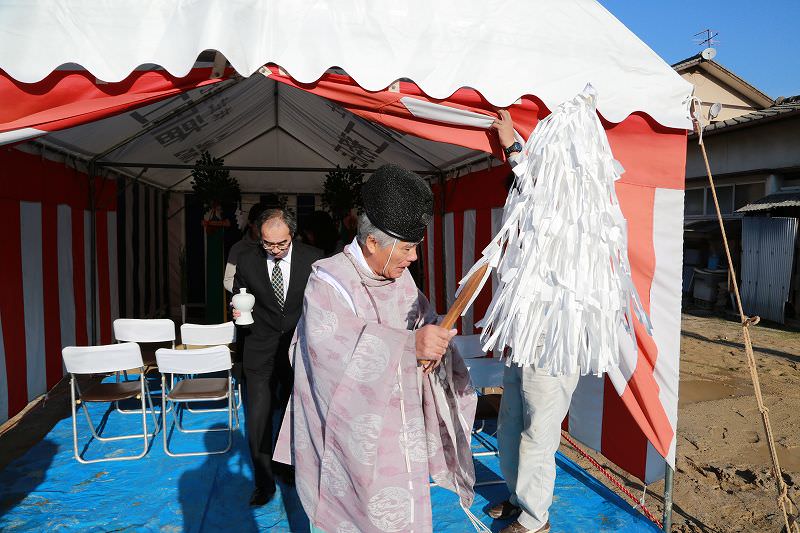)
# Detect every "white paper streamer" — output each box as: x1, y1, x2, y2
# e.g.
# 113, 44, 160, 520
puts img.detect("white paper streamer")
467, 86, 652, 376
